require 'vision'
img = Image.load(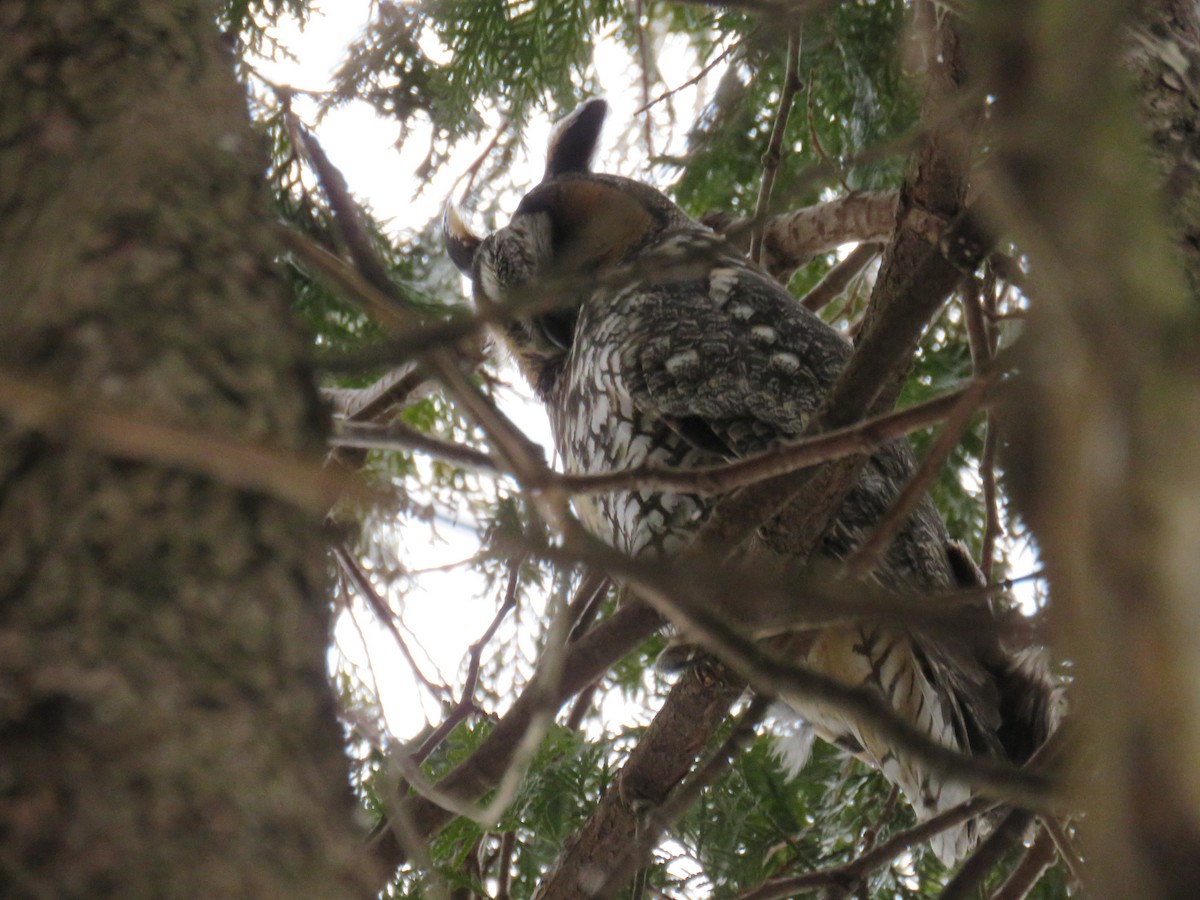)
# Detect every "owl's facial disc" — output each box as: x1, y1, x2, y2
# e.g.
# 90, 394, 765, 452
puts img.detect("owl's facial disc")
473, 210, 554, 308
